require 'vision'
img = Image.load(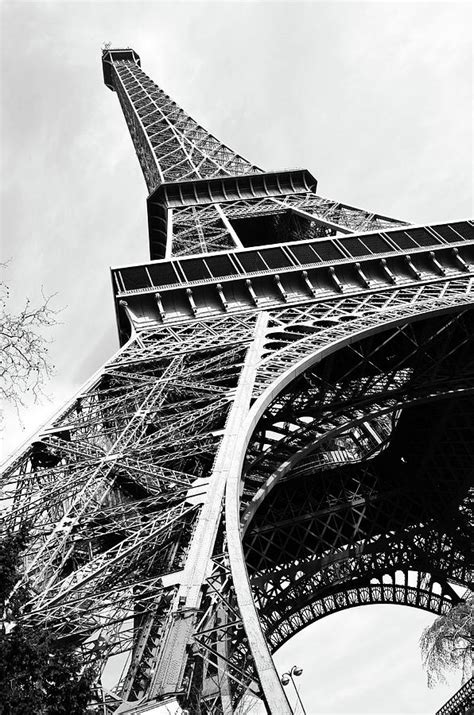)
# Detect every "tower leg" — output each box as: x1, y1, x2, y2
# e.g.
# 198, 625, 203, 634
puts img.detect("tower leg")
150, 313, 272, 706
